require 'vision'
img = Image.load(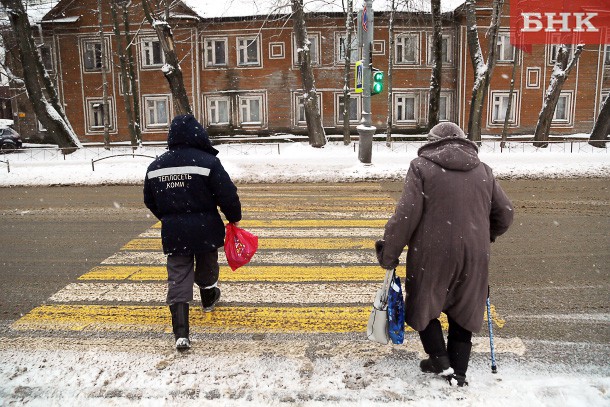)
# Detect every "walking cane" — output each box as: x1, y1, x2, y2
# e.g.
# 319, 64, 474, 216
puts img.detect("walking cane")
486, 285, 498, 373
